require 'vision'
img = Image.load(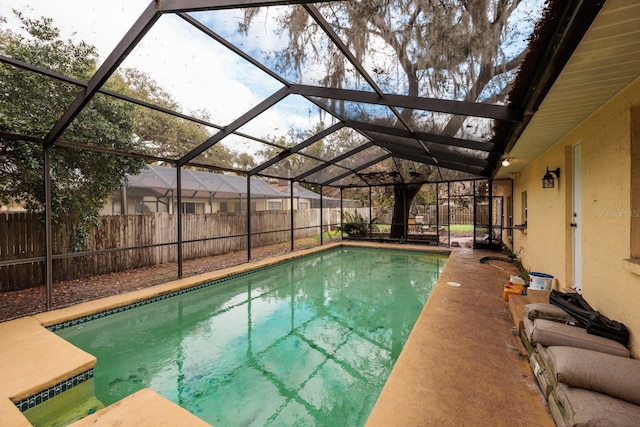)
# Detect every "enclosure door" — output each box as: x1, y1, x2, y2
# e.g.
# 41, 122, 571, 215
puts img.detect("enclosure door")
493, 196, 504, 242
572, 144, 583, 293
473, 180, 502, 251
